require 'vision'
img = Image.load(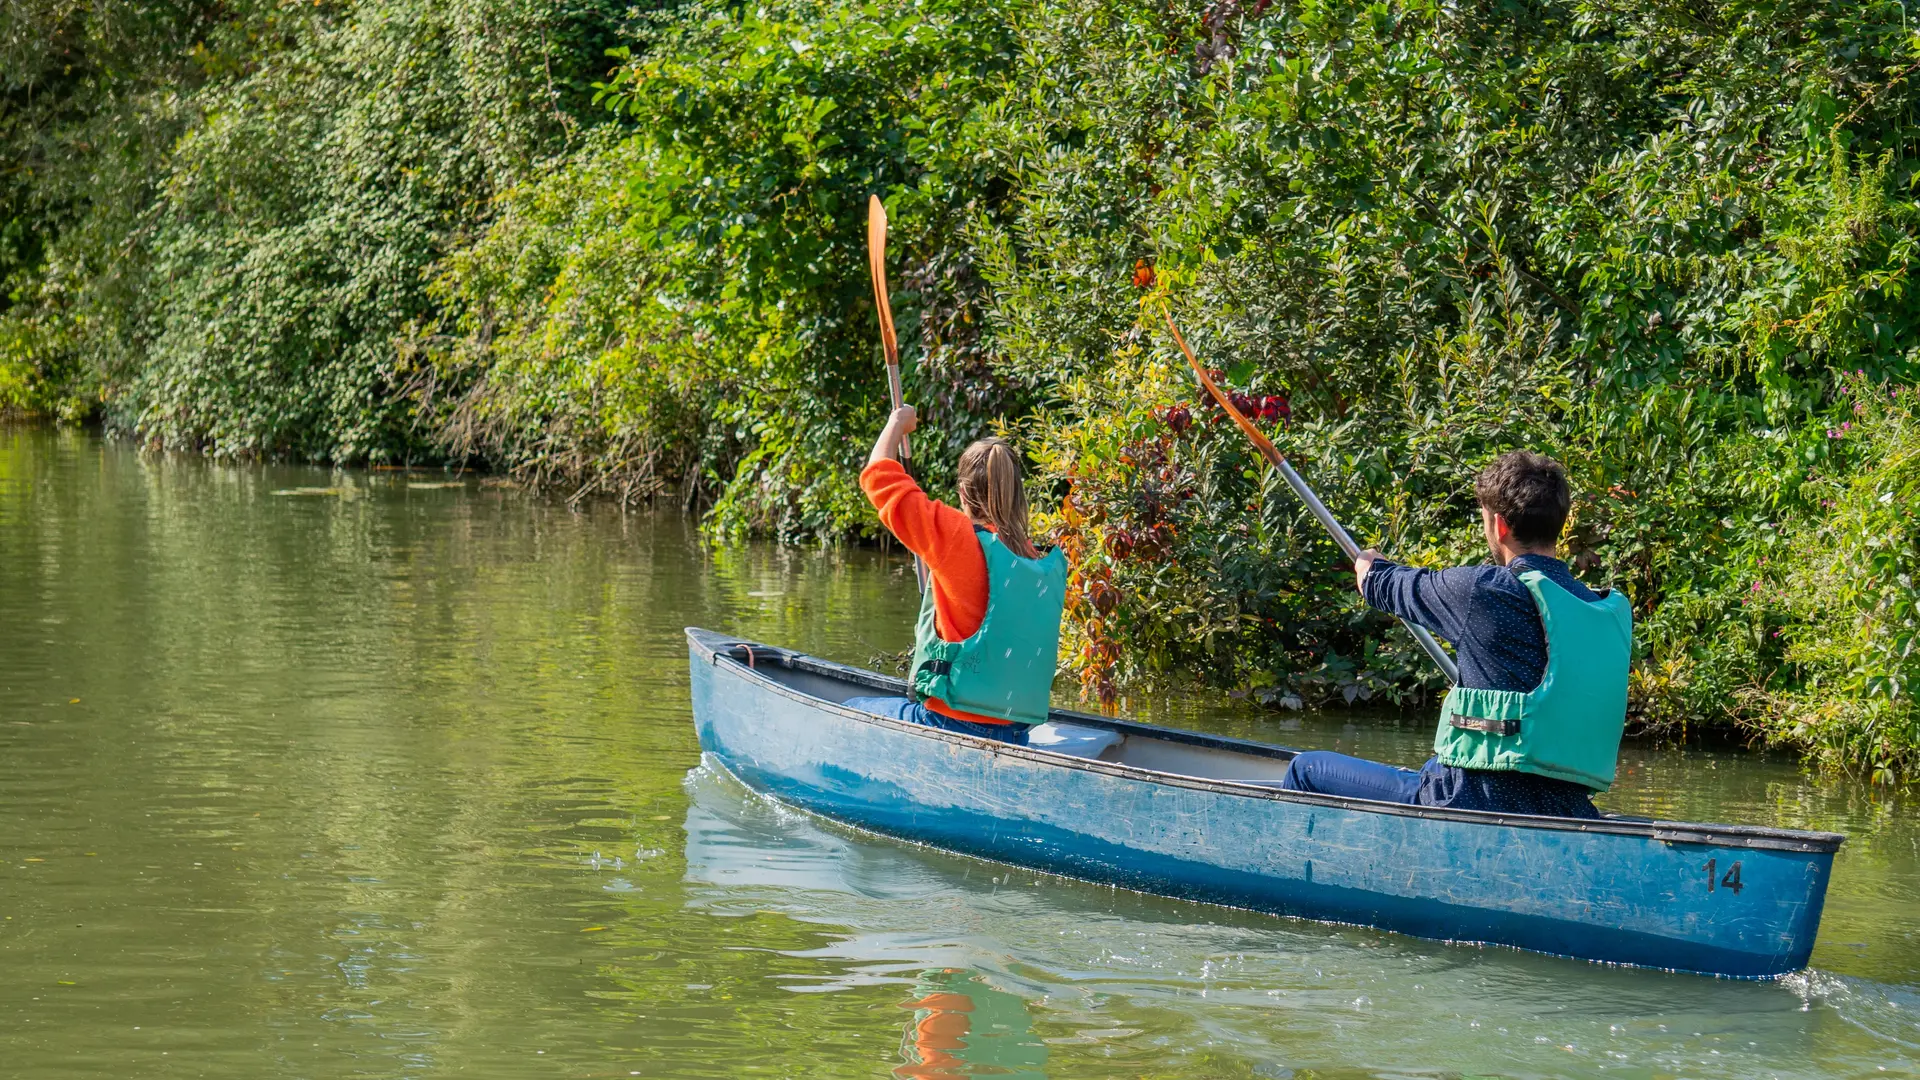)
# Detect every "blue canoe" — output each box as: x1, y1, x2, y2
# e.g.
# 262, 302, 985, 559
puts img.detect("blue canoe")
686, 628, 1843, 978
